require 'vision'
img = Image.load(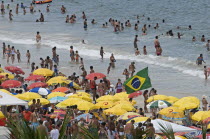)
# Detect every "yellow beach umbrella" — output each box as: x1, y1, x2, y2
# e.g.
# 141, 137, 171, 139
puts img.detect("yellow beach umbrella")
113, 104, 135, 111
147, 95, 168, 103
0, 89, 13, 95
117, 112, 140, 121
47, 92, 65, 99
28, 98, 50, 105
97, 95, 116, 102
33, 68, 54, 76
159, 107, 185, 121
69, 94, 92, 102
0, 72, 14, 80
175, 136, 187, 139
0, 111, 5, 118
114, 100, 135, 106
114, 92, 129, 100
47, 76, 69, 85
166, 96, 179, 103
0, 68, 4, 73
173, 96, 200, 110
76, 92, 90, 97
104, 107, 127, 116
192, 111, 210, 121
16, 92, 42, 101
93, 101, 114, 109
76, 101, 94, 111
56, 98, 84, 108
127, 117, 149, 123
